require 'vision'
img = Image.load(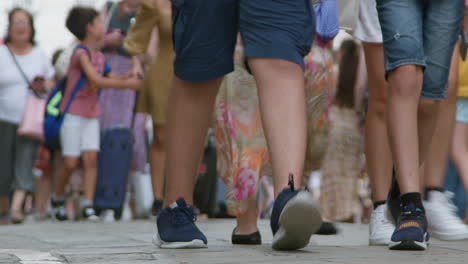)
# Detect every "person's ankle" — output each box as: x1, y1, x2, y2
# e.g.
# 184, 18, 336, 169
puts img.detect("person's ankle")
235, 225, 258, 235
164, 198, 192, 208
81, 199, 93, 210
400, 192, 424, 211
235, 219, 258, 235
